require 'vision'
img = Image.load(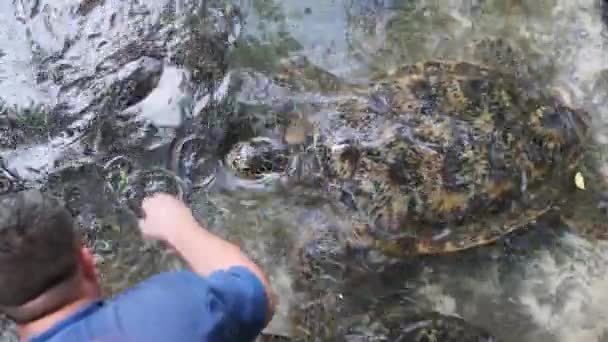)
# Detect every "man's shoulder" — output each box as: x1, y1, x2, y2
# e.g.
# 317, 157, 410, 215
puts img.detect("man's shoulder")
117, 269, 207, 297
34, 268, 268, 342
108, 267, 268, 340
115, 266, 265, 304
108, 270, 207, 306
107, 267, 267, 322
